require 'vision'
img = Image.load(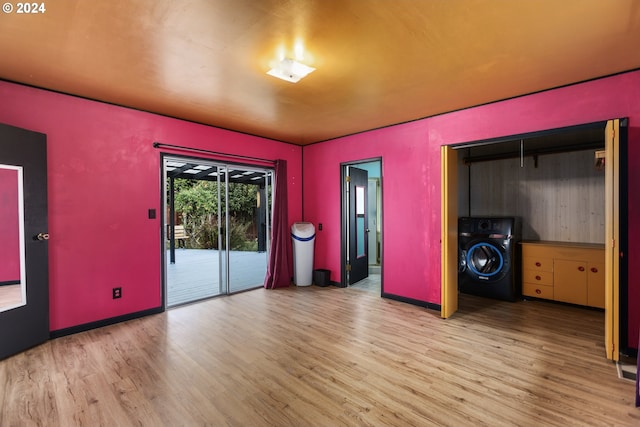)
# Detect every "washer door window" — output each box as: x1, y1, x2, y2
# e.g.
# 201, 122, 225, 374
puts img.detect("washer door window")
465, 242, 508, 282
